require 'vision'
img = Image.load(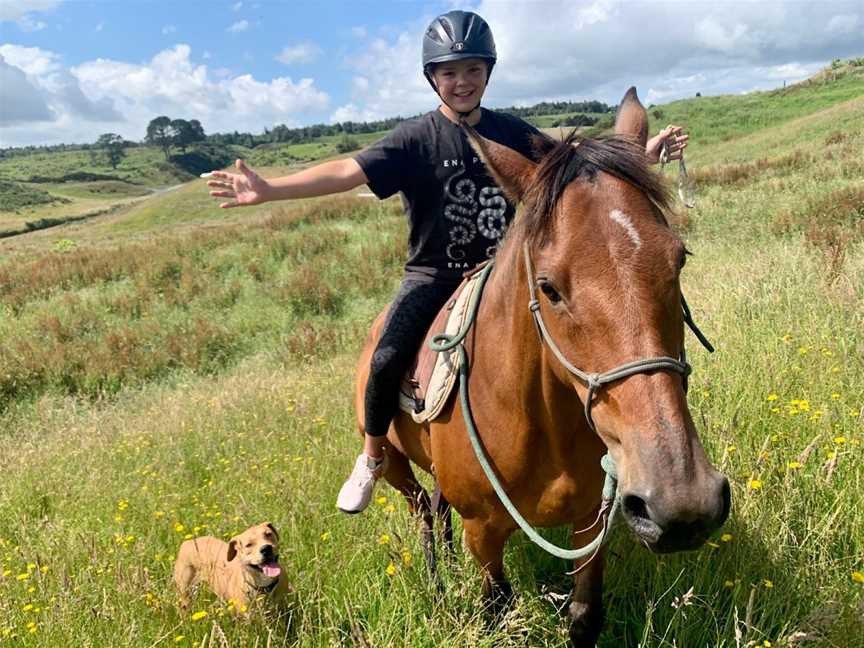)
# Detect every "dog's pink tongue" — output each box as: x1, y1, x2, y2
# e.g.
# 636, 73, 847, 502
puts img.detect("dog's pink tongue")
262, 563, 281, 578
